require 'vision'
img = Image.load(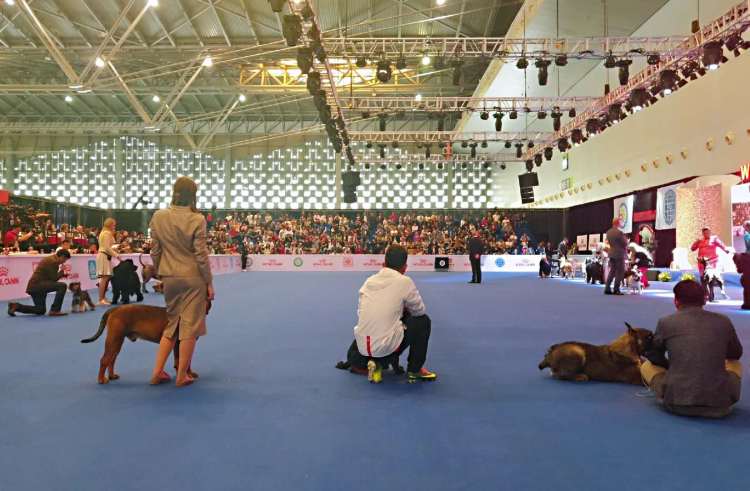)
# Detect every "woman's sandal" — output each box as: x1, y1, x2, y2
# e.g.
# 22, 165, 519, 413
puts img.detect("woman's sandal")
175, 375, 195, 388
149, 370, 171, 385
